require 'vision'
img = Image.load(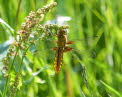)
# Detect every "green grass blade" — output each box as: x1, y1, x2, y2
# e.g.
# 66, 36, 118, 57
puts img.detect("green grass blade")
100, 80, 122, 97
0, 18, 14, 34
0, 91, 2, 96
